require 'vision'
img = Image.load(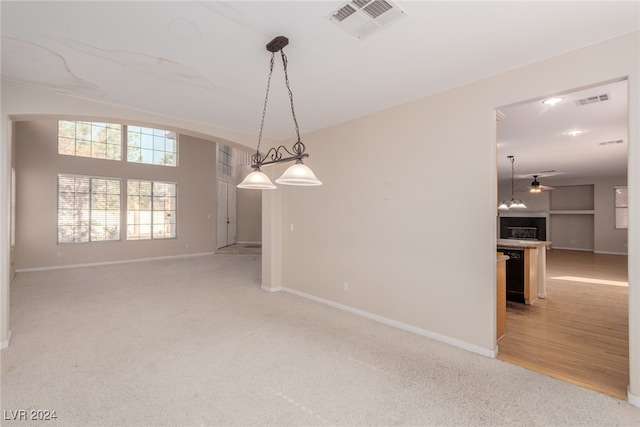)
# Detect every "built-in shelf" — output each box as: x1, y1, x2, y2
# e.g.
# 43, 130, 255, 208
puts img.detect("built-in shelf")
549, 210, 595, 215
549, 185, 595, 211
